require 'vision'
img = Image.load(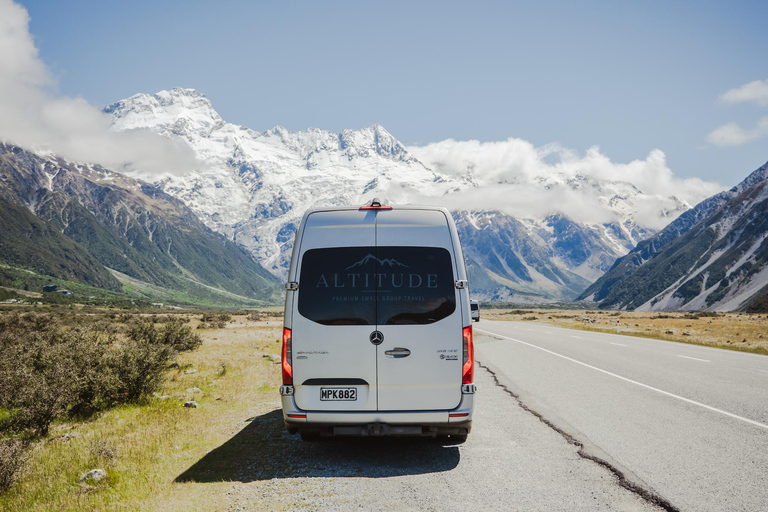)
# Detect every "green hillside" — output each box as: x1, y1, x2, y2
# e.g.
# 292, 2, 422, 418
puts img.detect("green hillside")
0, 198, 119, 290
